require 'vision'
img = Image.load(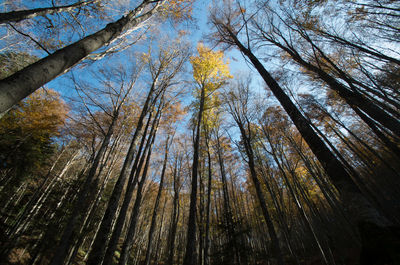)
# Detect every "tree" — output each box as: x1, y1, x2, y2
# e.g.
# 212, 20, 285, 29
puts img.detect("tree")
223, 78, 285, 265
85, 39, 189, 265
0, 88, 67, 194
0, 0, 101, 24
183, 43, 232, 265
1, 1, 400, 264
0, 0, 194, 116
210, 2, 400, 264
